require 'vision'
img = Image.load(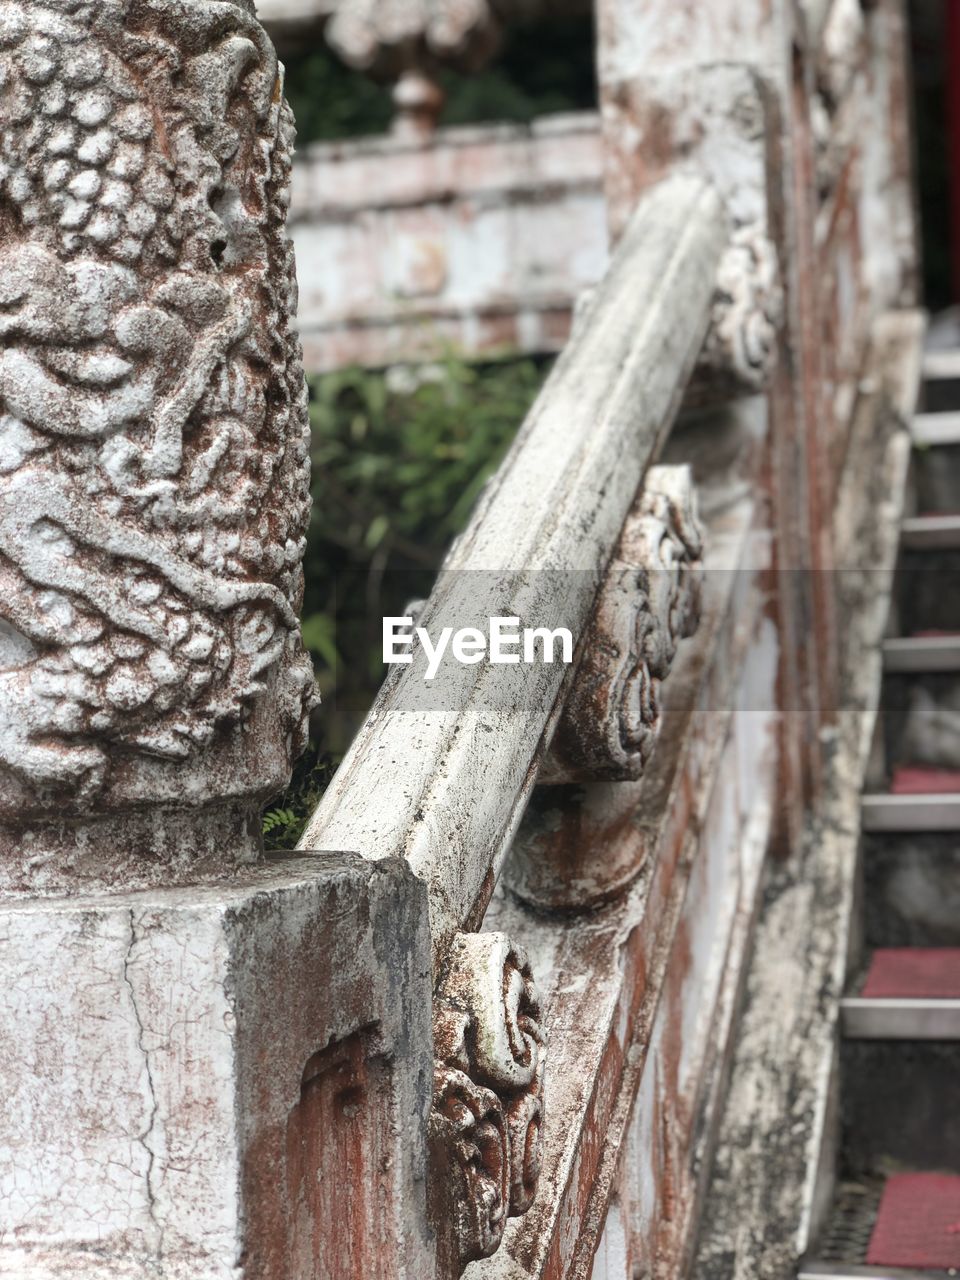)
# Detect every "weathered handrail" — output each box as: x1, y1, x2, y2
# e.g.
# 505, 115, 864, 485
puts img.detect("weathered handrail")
299, 173, 728, 970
